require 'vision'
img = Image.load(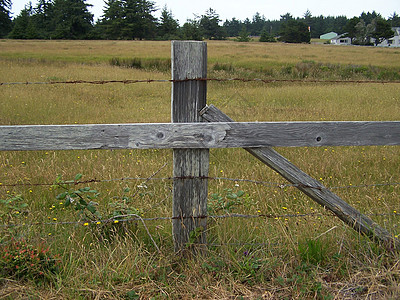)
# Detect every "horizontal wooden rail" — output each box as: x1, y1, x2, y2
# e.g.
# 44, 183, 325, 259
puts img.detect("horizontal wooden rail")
1, 121, 400, 151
